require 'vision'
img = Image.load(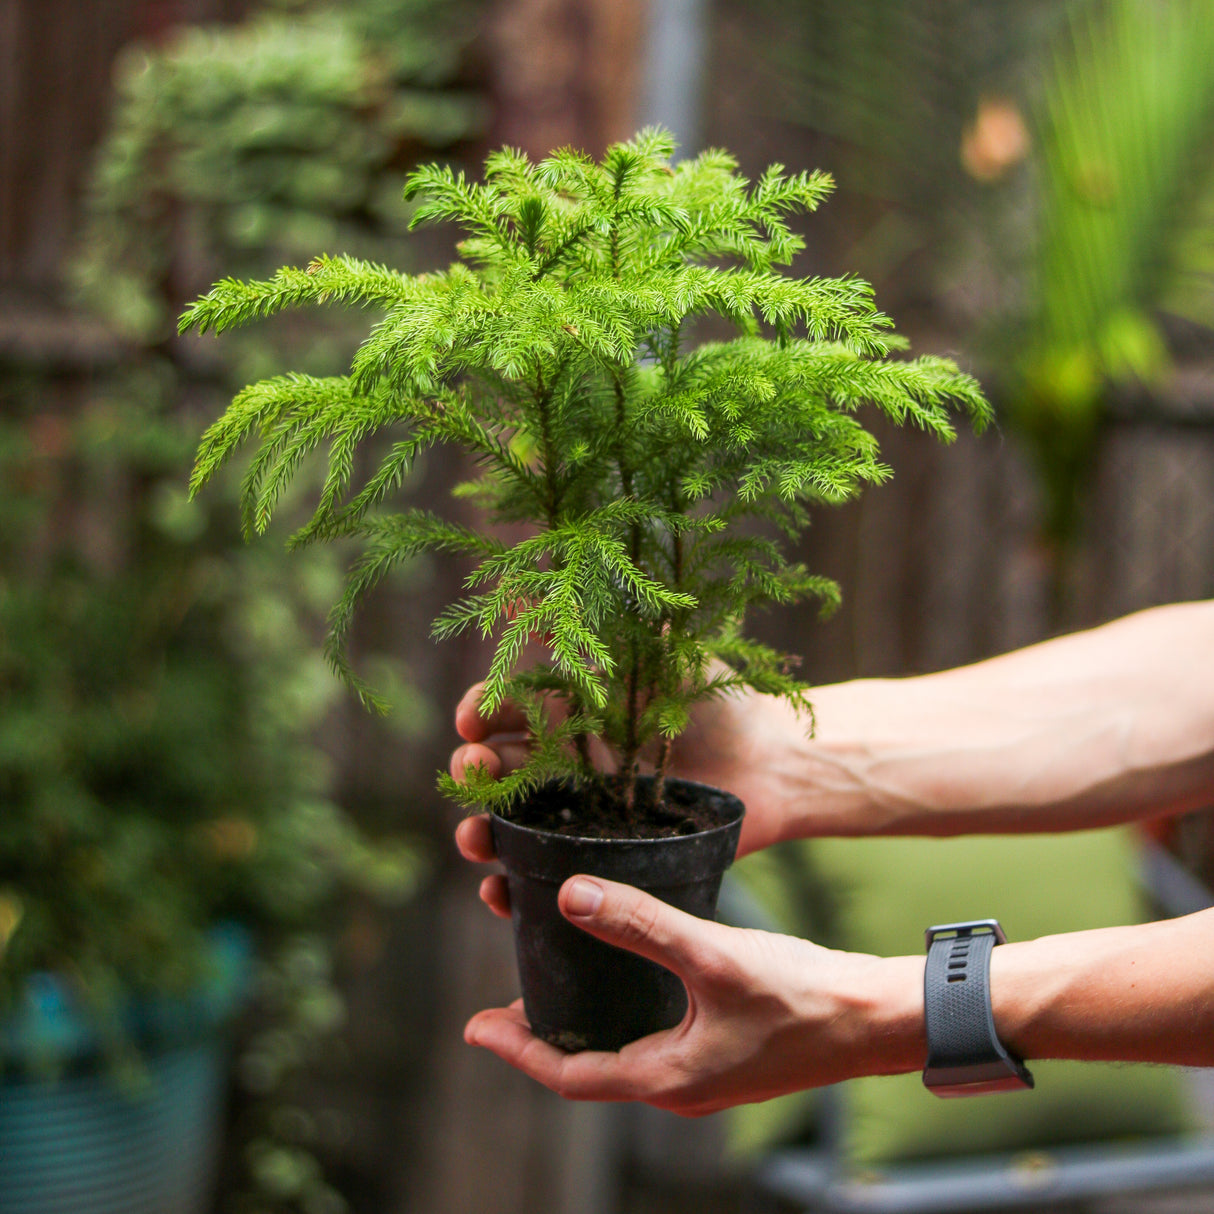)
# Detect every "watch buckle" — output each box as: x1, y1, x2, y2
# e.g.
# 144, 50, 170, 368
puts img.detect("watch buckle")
925, 918, 1008, 950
